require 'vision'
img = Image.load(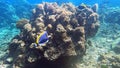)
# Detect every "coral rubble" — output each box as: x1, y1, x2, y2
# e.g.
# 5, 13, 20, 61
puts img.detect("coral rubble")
98, 52, 120, 68
7, 2, 99, 68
